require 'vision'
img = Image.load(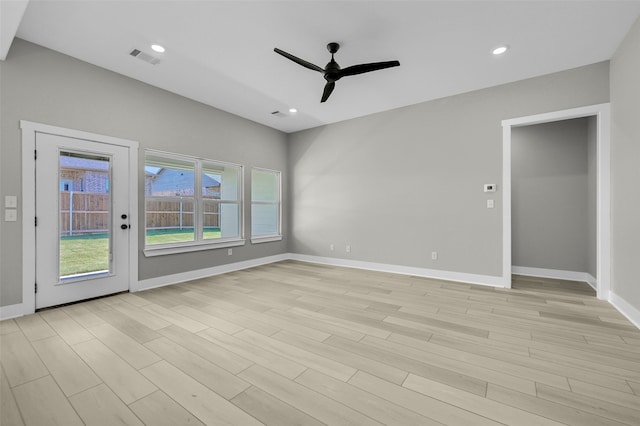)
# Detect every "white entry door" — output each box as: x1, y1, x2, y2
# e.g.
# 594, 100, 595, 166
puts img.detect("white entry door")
35, 132, 131, 309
